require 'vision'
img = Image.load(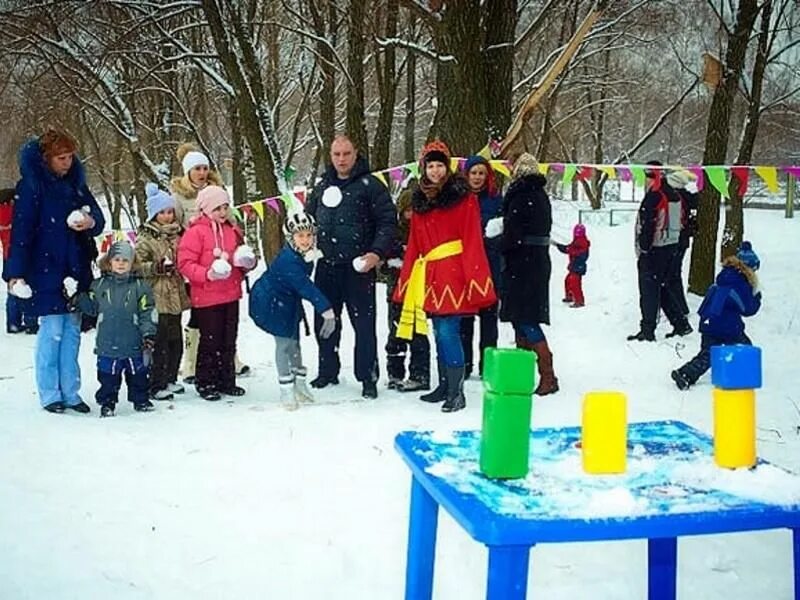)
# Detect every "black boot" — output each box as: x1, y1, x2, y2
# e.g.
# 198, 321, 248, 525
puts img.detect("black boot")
420, 360, 447, 403
310, 374, 339, 389
441, 366, 466, 413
